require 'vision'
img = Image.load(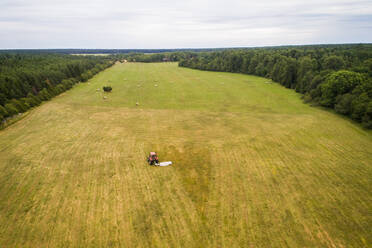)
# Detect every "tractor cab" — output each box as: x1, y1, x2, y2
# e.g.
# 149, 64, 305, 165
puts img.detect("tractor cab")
147, 152, 159, 165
